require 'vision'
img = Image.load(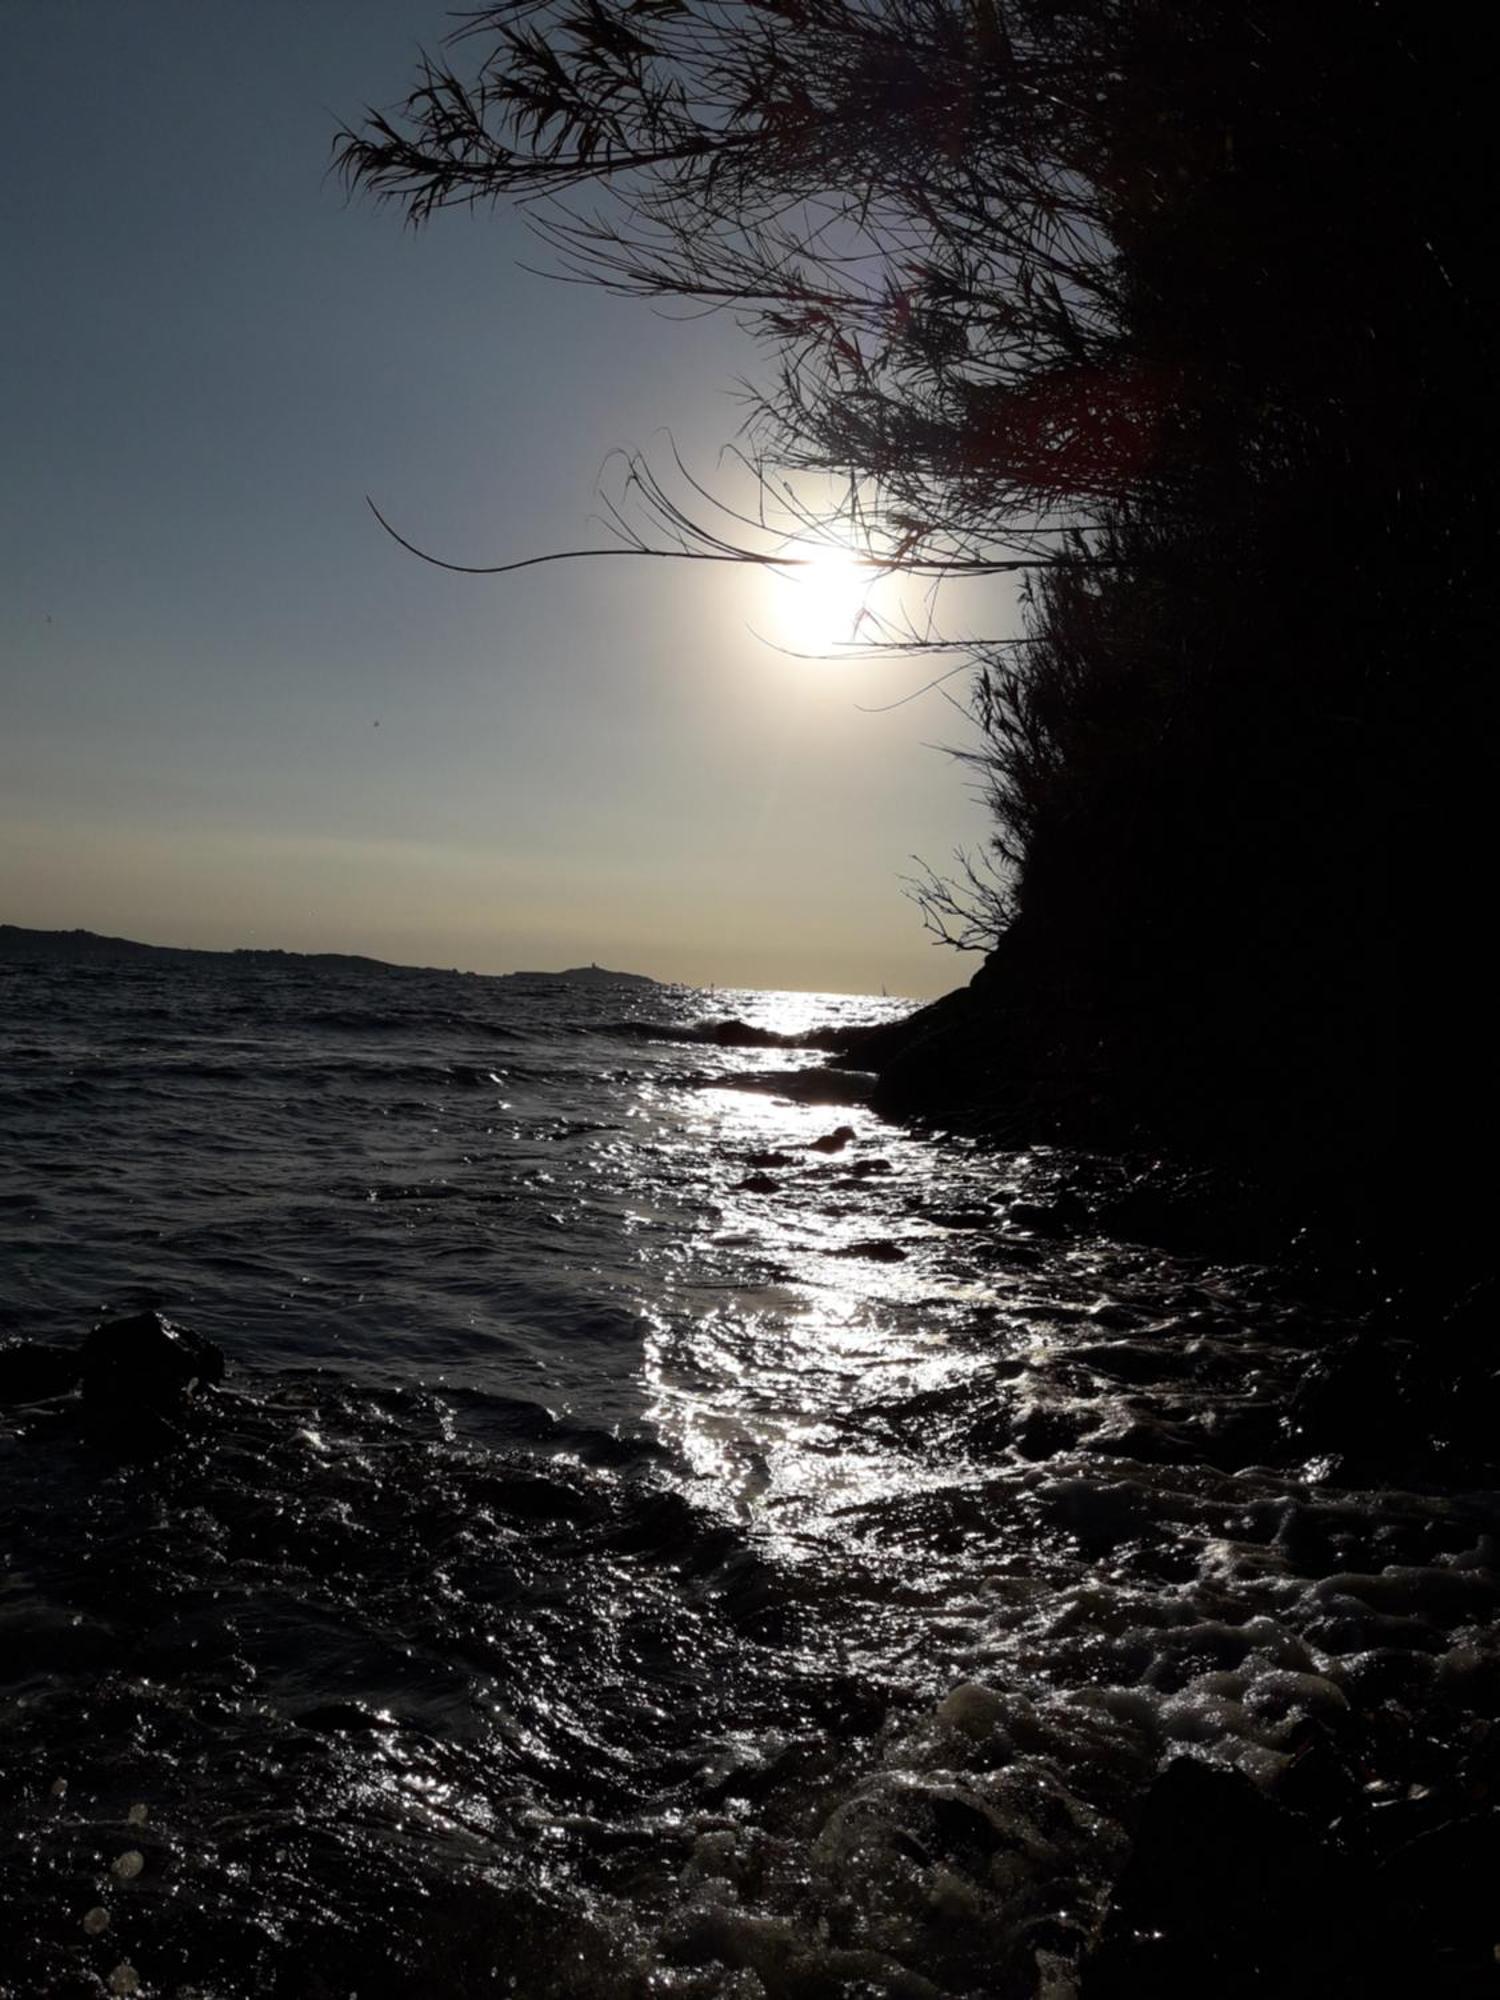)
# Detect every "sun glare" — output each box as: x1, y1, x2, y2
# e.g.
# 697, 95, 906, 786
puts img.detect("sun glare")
778, 545, 871, 656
